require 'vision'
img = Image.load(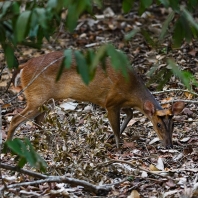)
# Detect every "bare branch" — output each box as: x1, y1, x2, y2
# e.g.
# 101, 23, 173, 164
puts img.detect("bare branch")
0, 163, 47, 179
153, 89, 198, 97
161, 99, 198, 104
0, 163, 111, 195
